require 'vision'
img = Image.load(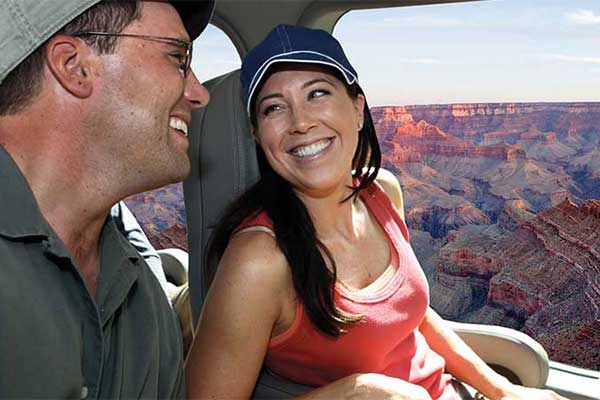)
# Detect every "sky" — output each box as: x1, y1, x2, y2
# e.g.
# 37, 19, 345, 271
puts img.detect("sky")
191, 0, 600, 106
